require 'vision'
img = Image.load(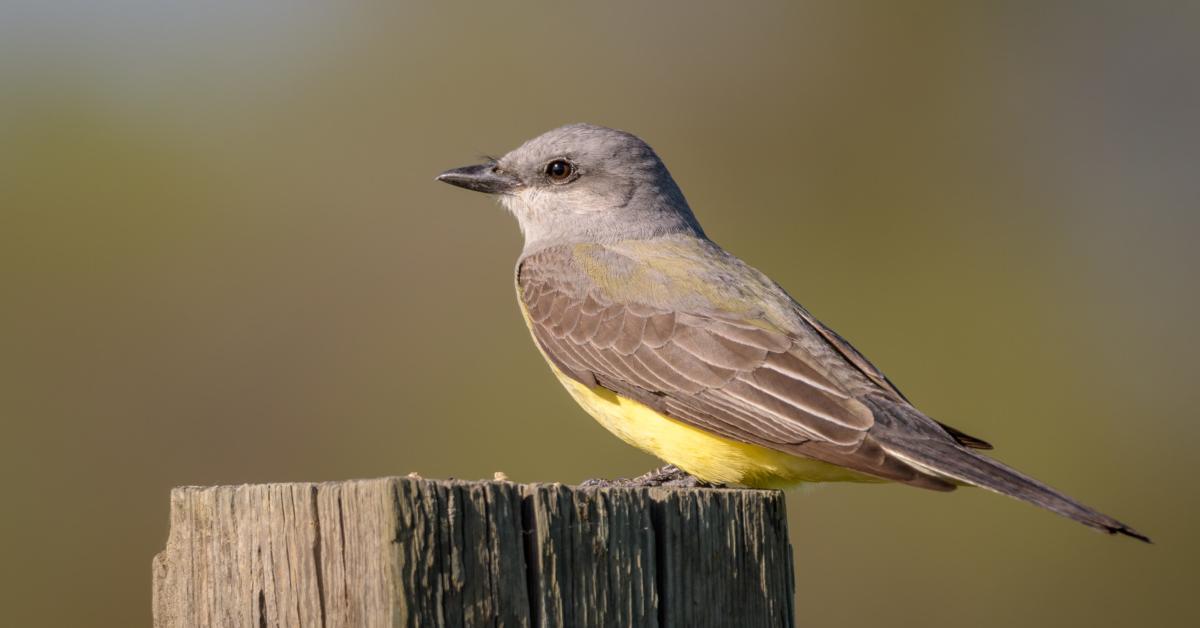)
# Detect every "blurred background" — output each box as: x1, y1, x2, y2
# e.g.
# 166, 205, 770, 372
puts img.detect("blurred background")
2, 1, 1197, 626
